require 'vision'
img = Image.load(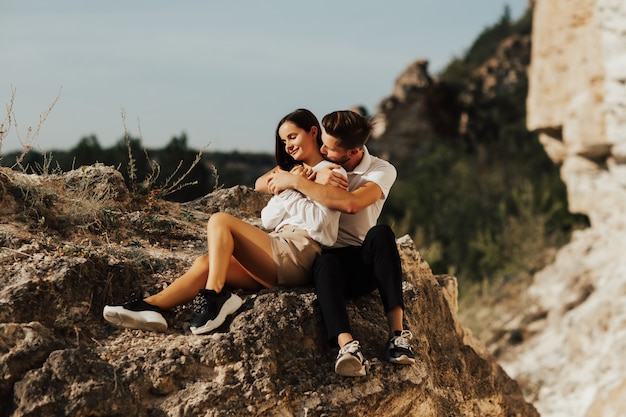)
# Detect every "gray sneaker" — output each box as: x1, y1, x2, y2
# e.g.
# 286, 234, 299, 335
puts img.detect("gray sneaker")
334, 340, 367, 377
